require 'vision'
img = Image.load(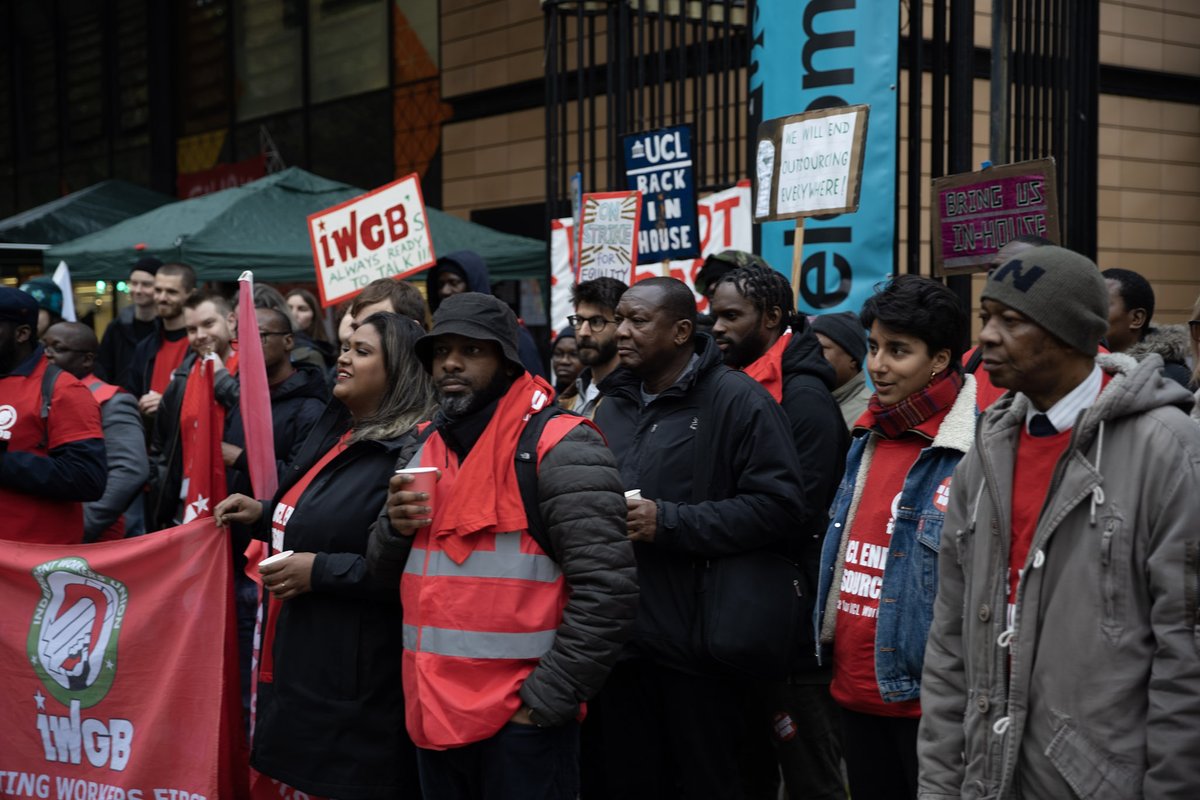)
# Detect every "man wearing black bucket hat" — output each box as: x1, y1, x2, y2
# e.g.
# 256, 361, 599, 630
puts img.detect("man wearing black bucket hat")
368, 292, 637, 800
